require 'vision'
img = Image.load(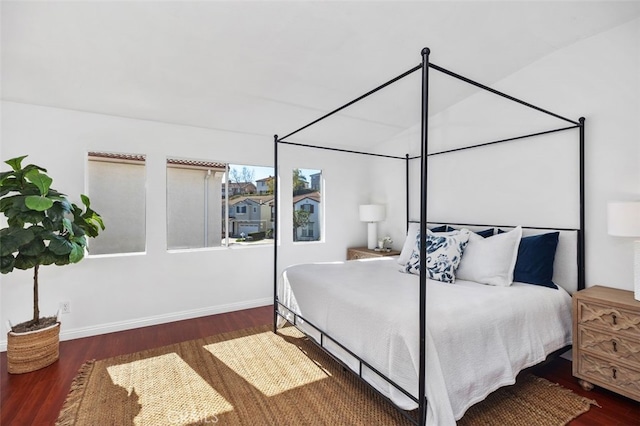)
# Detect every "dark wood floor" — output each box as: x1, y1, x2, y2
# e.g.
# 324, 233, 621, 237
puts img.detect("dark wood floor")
1, 305, 638, 425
